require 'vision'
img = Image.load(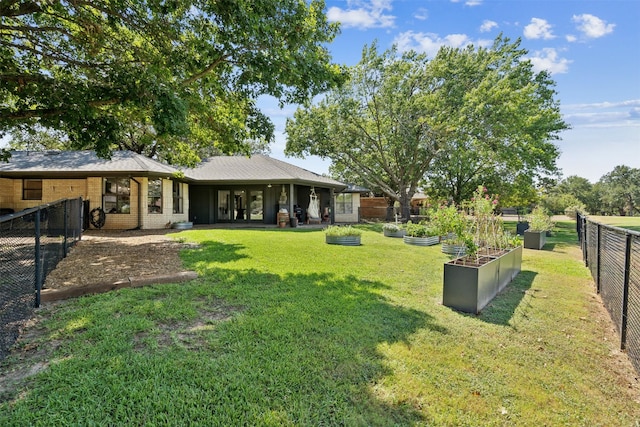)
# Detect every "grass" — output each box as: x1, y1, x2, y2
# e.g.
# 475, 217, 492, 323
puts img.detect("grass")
1, 221, 639, 425
588, 215, 640, 232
